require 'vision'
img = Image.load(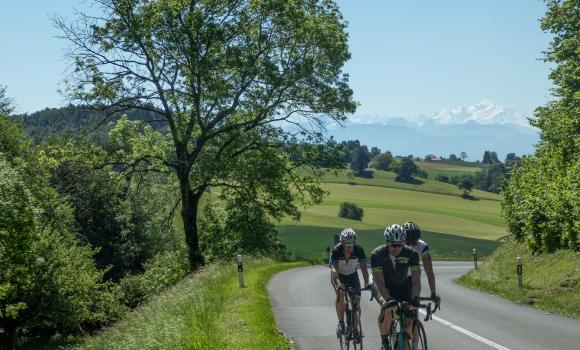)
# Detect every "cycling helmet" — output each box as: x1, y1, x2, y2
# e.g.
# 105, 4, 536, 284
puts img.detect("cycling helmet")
384, 224, 406, 243
403, 221, 421, 243
340, 228, 357, 246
